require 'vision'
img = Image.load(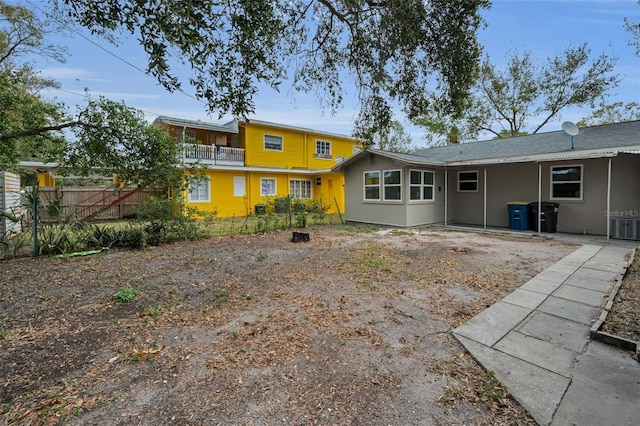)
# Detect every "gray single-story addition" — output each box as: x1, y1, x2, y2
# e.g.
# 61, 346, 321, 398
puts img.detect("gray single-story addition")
332, 120, 640, 240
